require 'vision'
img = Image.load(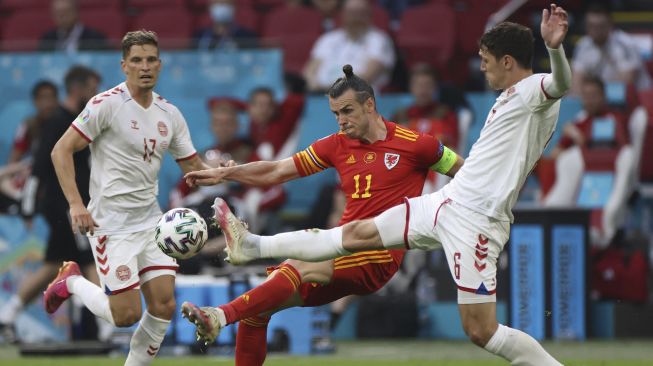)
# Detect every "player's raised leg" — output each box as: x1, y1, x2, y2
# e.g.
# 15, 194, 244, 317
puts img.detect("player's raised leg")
214, 197, 397, 264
